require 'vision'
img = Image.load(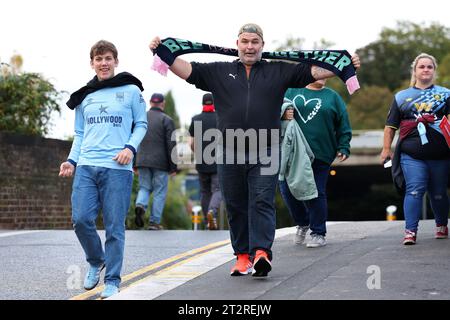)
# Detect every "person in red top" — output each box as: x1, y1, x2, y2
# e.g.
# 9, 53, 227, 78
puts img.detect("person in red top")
189, 93, 222, 230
